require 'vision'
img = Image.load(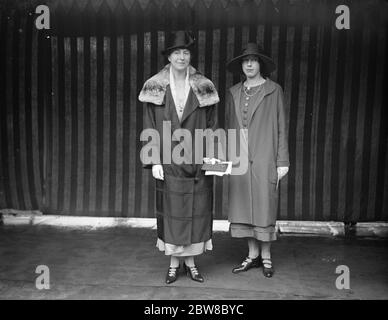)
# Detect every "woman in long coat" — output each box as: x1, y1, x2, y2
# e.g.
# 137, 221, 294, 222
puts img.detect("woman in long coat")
225, 43, 289, 278
138, 31, 219, 284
